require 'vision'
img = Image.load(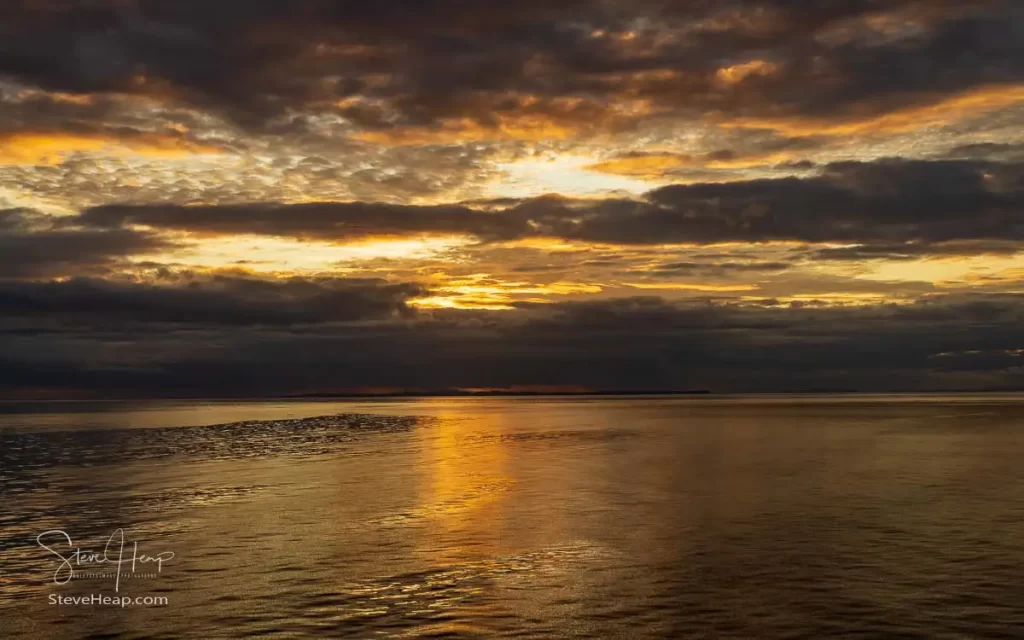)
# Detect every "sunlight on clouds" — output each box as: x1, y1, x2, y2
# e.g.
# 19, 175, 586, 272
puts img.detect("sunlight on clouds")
844, 253, 1024, 287
413, 276, 604, 310
720, 84, 1024, 136
489, 237, 591, 251
148, 235, 469, 272
584, 153, 686, 177
0, 186, 75, 215
585, 150, 803, 178
2, 5, 1020, 325
715, 60, 781, 86
956, 267, 1024, 290
353, 115, 579, 146
766, 293, 911, 307
0, 132, 224, 165
487, 154, 661, 198
624, 282, 760, 292
411, 296, 515, 310
329, 236, 470, 261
